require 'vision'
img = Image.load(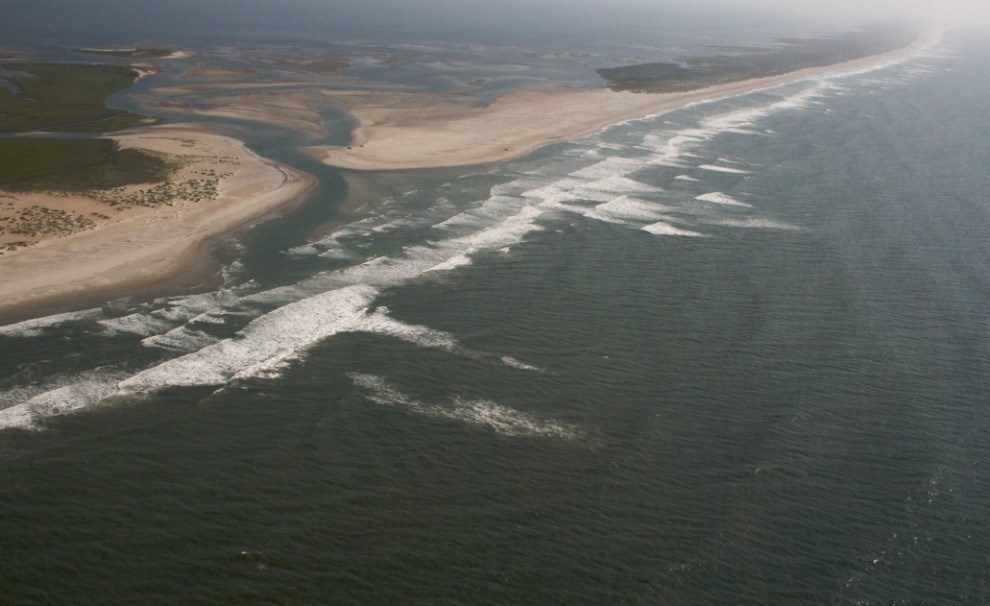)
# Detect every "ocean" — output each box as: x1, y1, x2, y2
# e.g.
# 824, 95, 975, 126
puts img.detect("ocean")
1, 30, 989, 604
